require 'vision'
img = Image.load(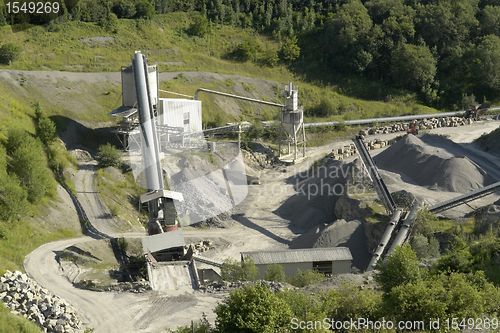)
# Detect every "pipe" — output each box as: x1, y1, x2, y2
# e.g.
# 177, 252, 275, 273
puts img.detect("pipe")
304, 107, 500, 128
133, 51, 164, 192
385, 202, 420, 259
366, 209, 402, 271
195, 88, 285, 108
